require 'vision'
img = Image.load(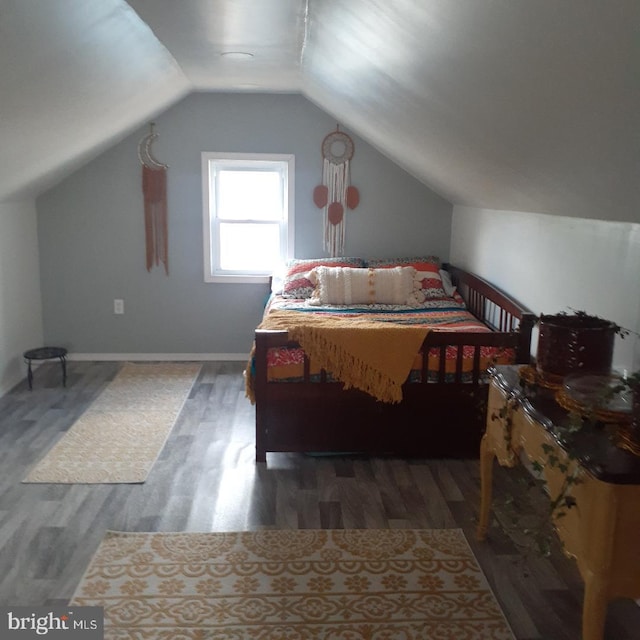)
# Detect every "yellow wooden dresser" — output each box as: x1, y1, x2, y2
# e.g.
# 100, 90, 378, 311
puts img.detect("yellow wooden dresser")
477, 365, 640, 640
